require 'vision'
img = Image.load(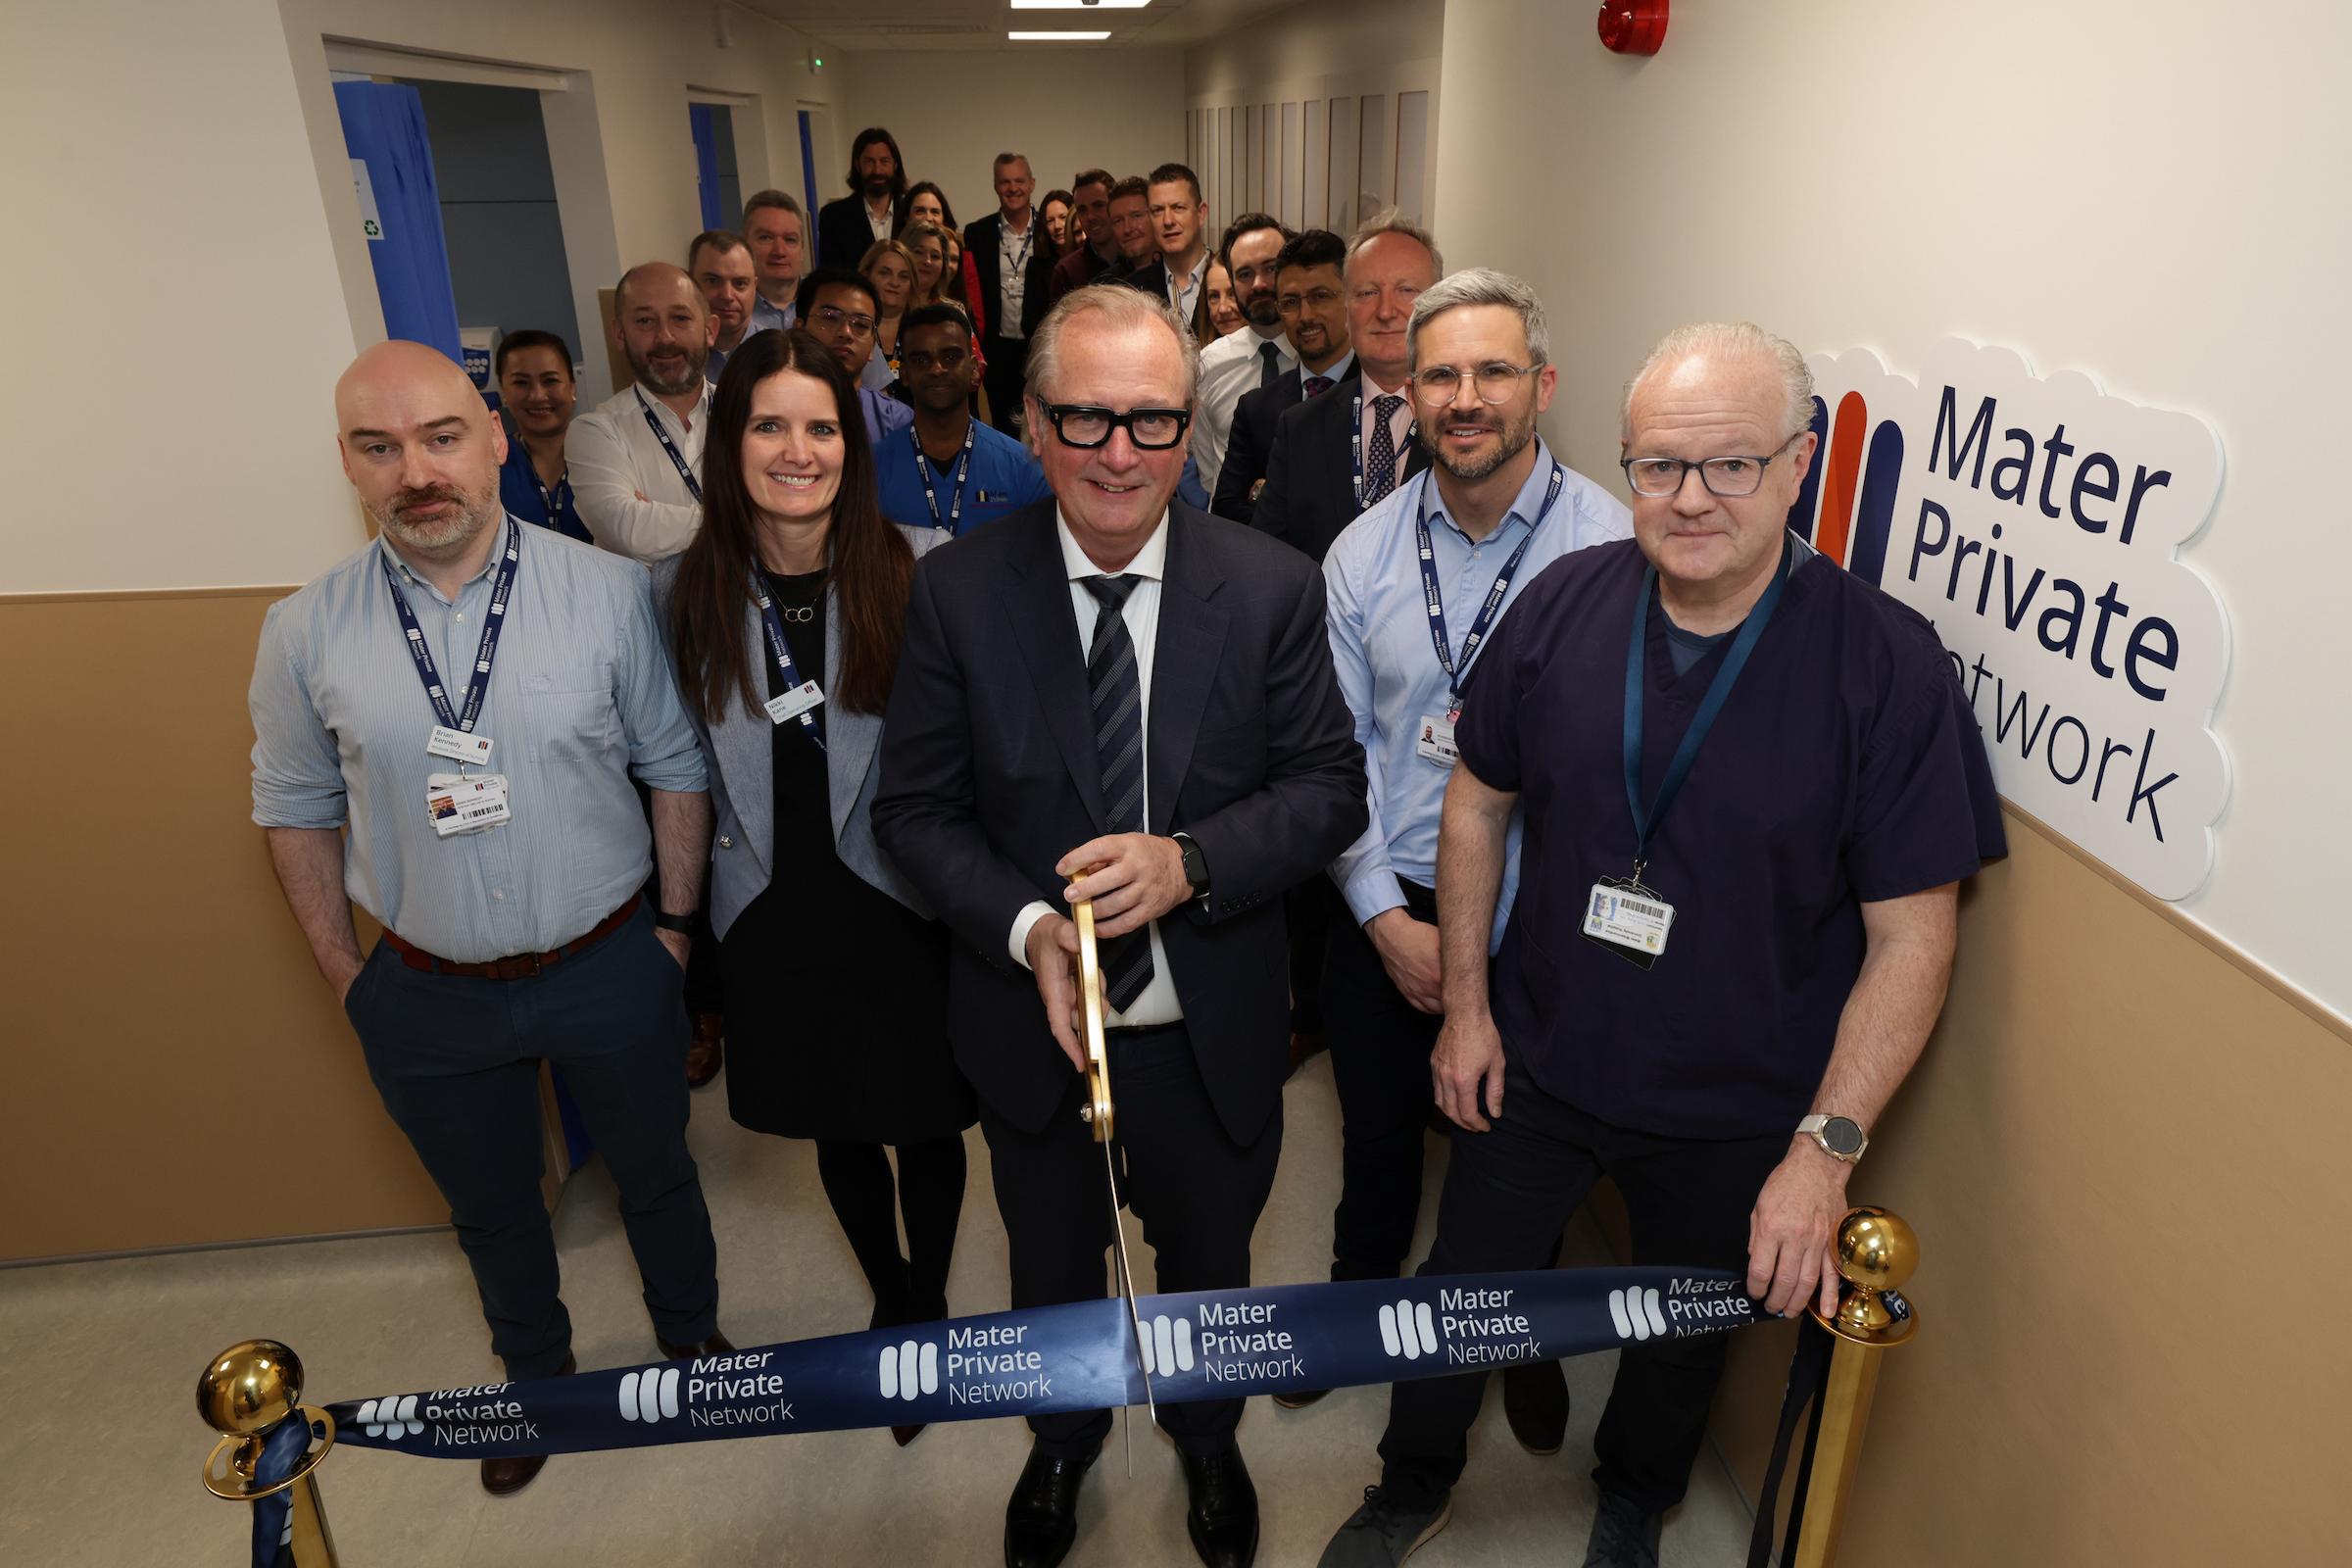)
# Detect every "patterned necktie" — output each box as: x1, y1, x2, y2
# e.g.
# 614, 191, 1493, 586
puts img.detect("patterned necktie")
1363, 393, 1407, 508
1082, 575, 1155, 1011
1302, 374, 1334, 399
1257, 341, 1282, 390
